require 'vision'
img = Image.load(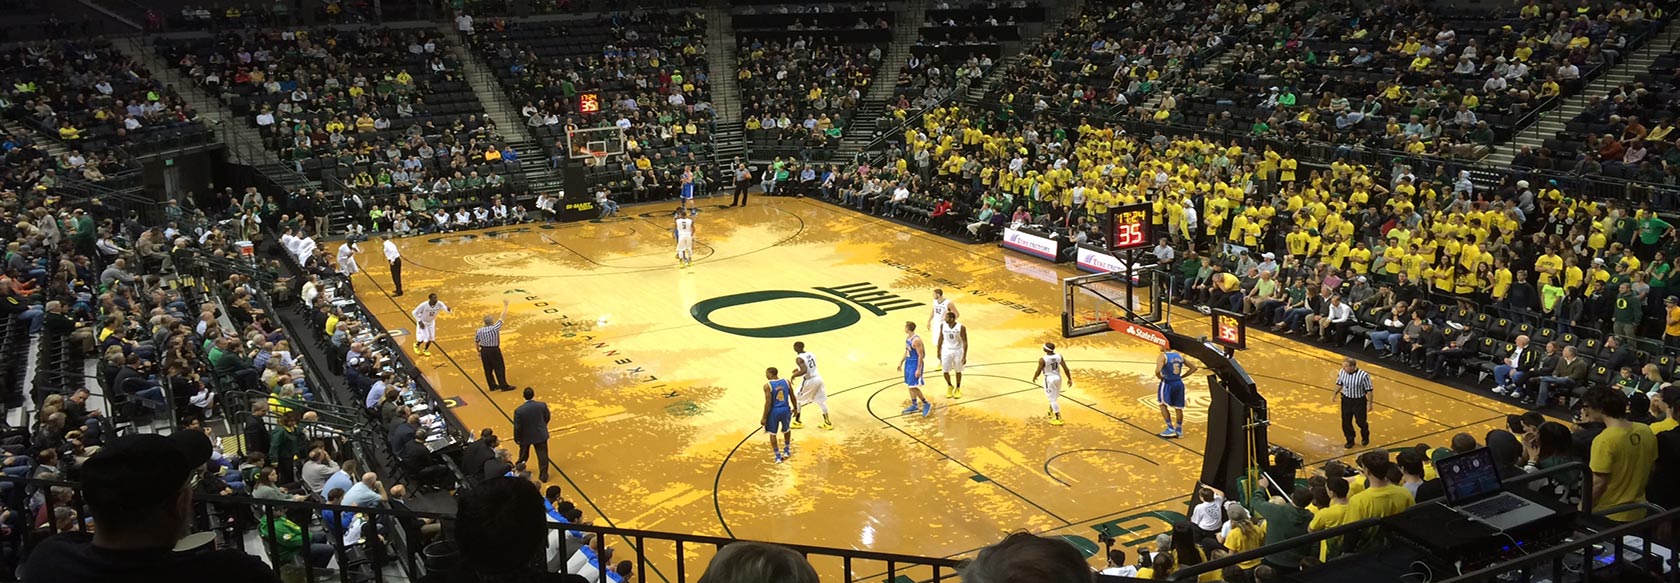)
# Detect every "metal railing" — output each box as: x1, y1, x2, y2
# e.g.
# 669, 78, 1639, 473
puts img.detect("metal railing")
0, 473, 963, 583
1160, 462, 1611, 582
1442, 506, 1680, 583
